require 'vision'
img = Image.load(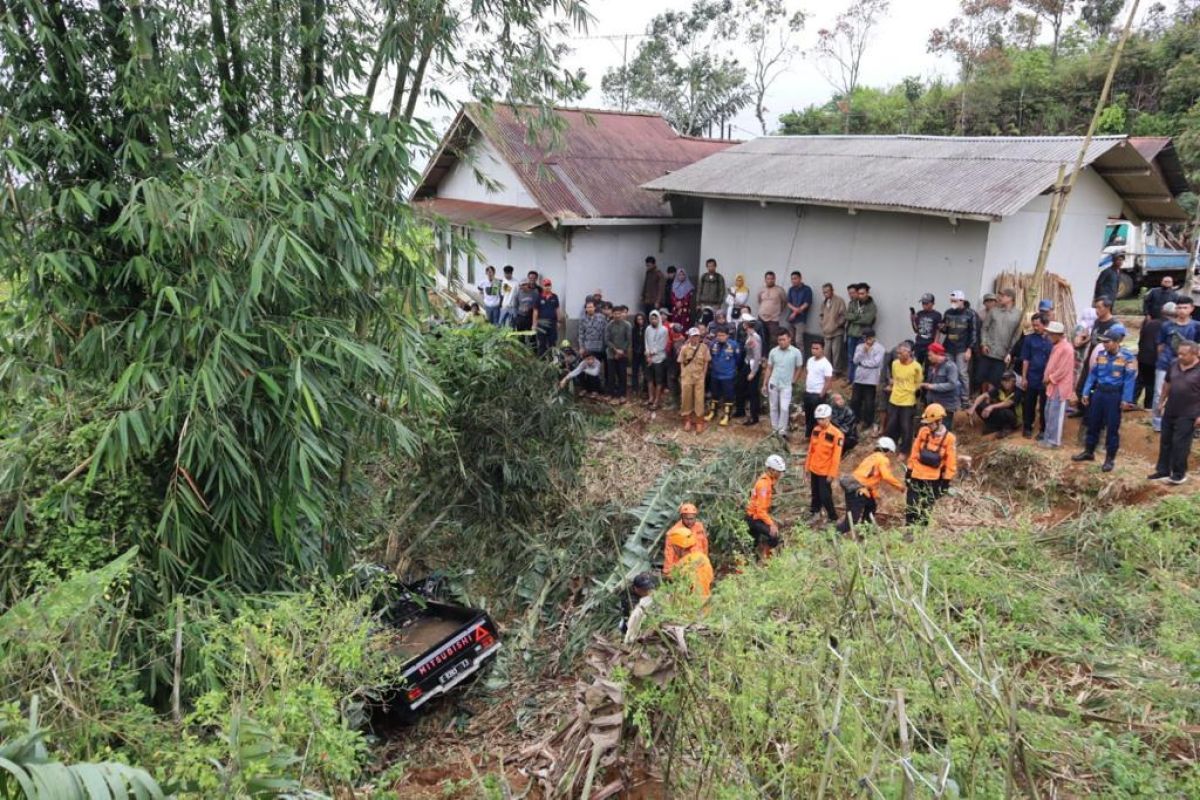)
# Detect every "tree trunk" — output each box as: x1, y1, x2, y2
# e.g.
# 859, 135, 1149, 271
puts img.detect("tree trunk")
225, 0, 250, 130
270, 0, 282, 133
363, 4, 398, 115
209, 0, 239, 139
